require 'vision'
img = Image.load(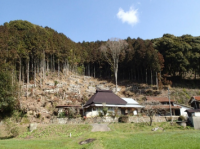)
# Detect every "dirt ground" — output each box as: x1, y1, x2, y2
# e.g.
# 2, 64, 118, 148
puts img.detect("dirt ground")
91, 123, 111, 132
